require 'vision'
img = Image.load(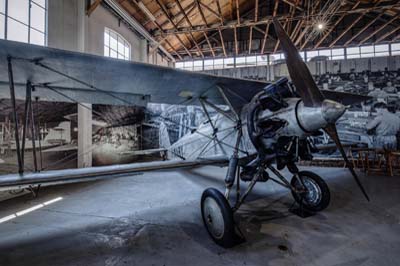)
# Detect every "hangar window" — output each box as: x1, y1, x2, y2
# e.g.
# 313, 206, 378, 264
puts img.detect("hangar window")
0, 14, 4, 39
0, 0, 47, 45
193, 60, 203, 71
306, 51, 318, 62
175, 62, 184, 69
183, 61, 193, 71
224, 58, 234, 68
203, 59, 214, 70
318, 49, 331, 58
374, 44, 389, 57
235, 56, 246, 67
247, 56, 257, 66
256, 55, 269, 66
346, 47, 360, 59
392, 43, 400, 56
271, 53, 285, 62
331, 48, 344, 60
360, 45, 374, 58
104, 28, 131, 61
213, 59, 224, 69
